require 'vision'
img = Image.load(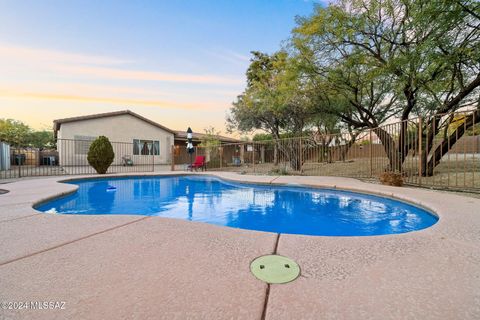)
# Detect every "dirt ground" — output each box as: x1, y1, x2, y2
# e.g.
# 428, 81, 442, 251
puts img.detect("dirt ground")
210, 155, 480, 194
